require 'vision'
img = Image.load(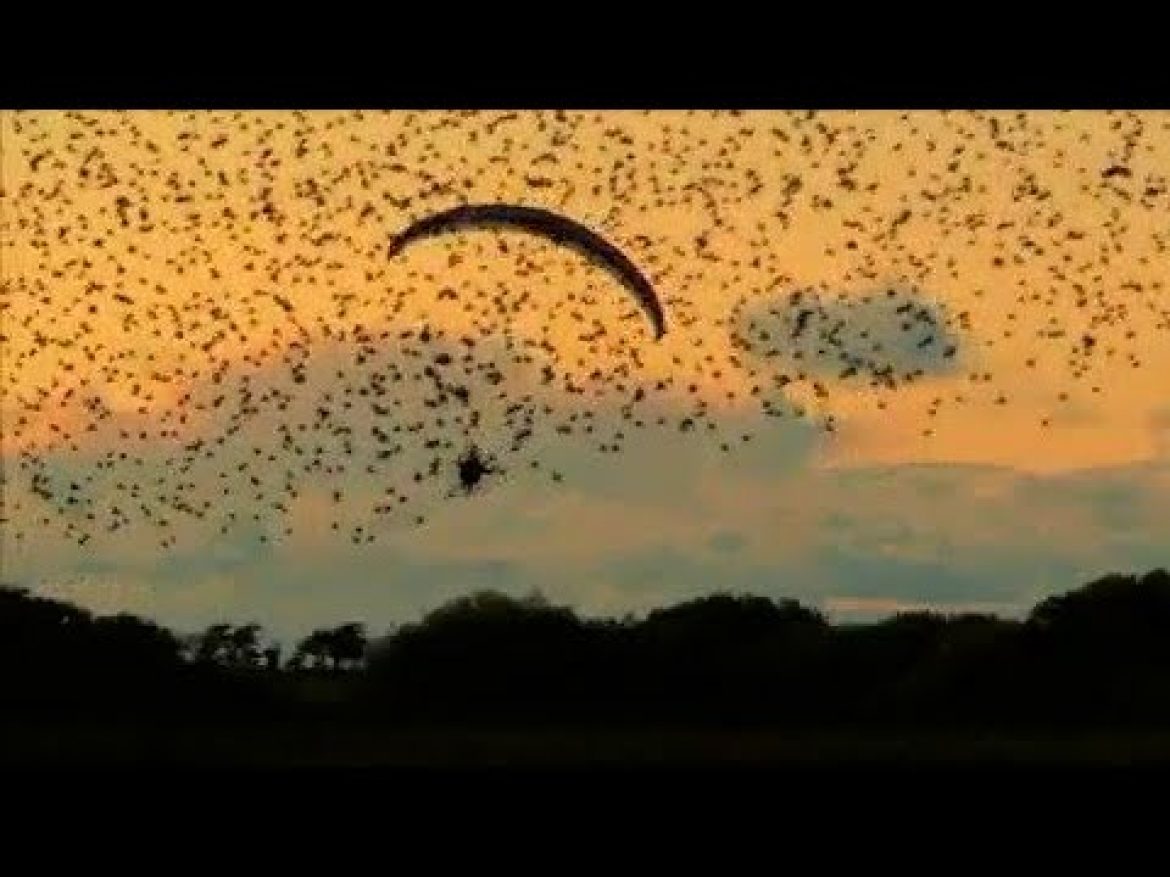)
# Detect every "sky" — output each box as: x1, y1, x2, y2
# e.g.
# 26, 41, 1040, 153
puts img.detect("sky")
2, 110, 1168, 642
